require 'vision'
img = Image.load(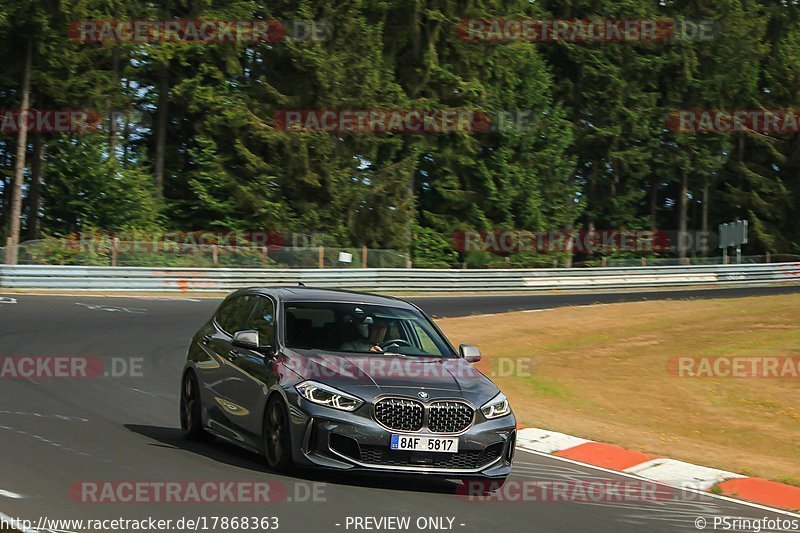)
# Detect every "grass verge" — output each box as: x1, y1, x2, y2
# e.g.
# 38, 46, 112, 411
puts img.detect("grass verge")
437, 294, 800, 483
